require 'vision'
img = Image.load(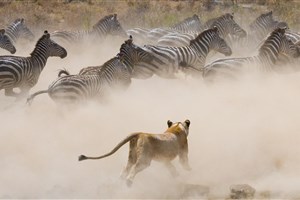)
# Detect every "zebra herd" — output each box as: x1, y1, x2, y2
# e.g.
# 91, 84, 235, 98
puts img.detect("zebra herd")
0, 11, 299, 105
